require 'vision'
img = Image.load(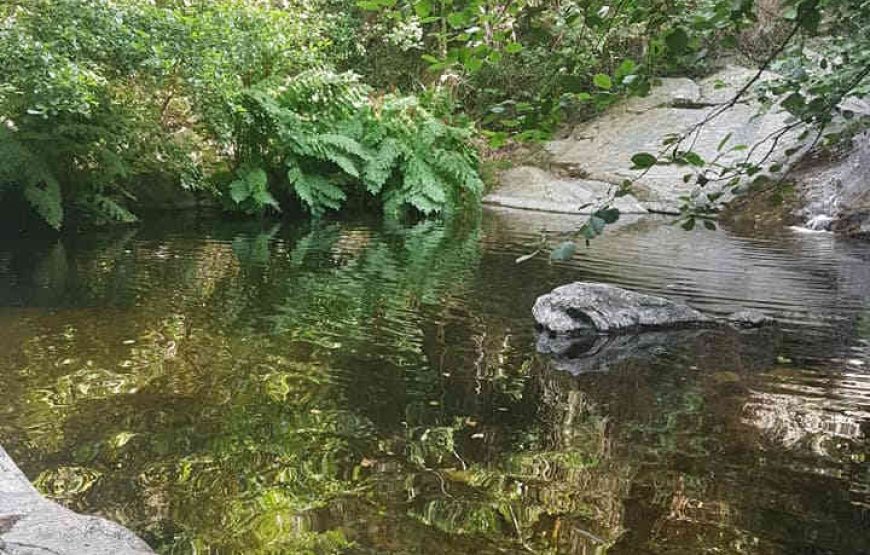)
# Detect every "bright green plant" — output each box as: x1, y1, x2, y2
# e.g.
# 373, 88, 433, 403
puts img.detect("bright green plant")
231, 69, 484, 217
